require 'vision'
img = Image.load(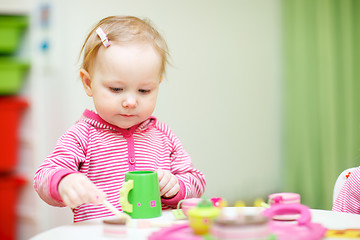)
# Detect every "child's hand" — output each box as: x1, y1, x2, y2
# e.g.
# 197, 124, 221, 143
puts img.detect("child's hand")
156, 169, 180, 198
58, 173, 106, 208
